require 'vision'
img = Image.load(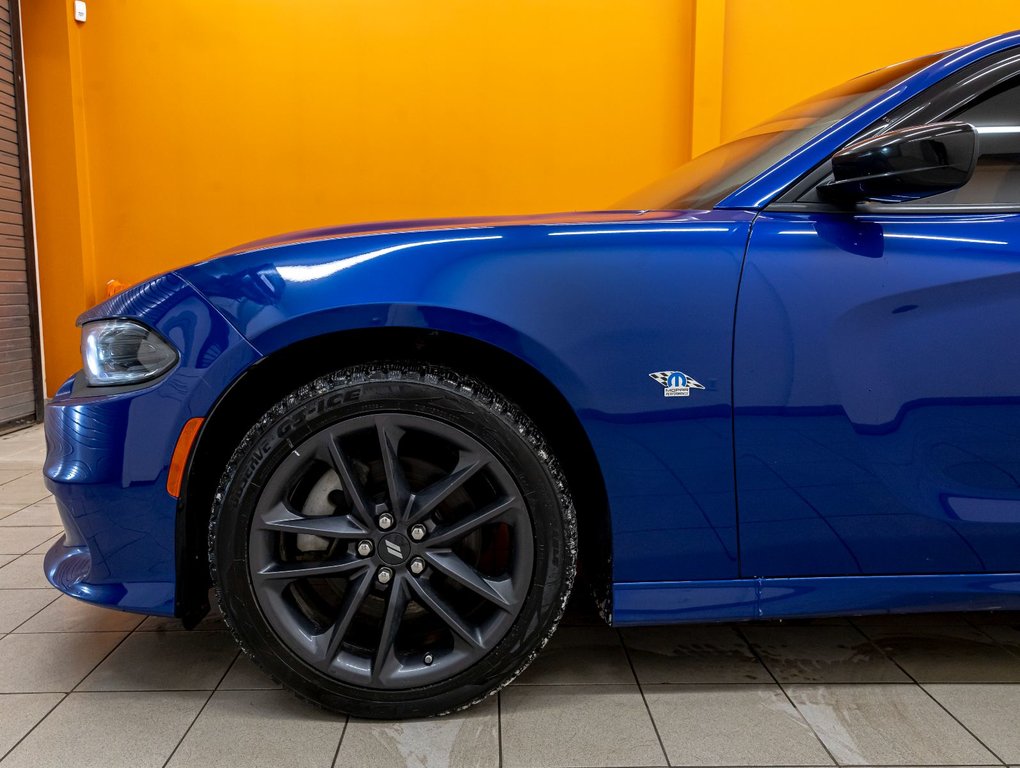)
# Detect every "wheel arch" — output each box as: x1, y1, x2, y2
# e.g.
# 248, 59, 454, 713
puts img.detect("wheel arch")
176, 325, 612, 625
